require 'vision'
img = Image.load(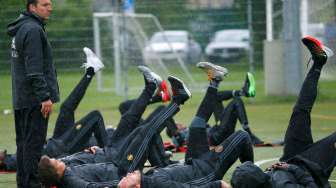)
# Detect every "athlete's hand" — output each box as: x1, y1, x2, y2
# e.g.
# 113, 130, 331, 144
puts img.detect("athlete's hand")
41, 100, 53, 118
221, 180, 231, 188
271, 162, 289, 170
84, 146, 100, 154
